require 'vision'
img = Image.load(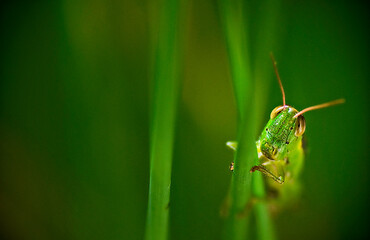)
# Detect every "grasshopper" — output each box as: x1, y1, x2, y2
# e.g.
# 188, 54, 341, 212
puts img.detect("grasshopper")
227, 54, 344, 203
